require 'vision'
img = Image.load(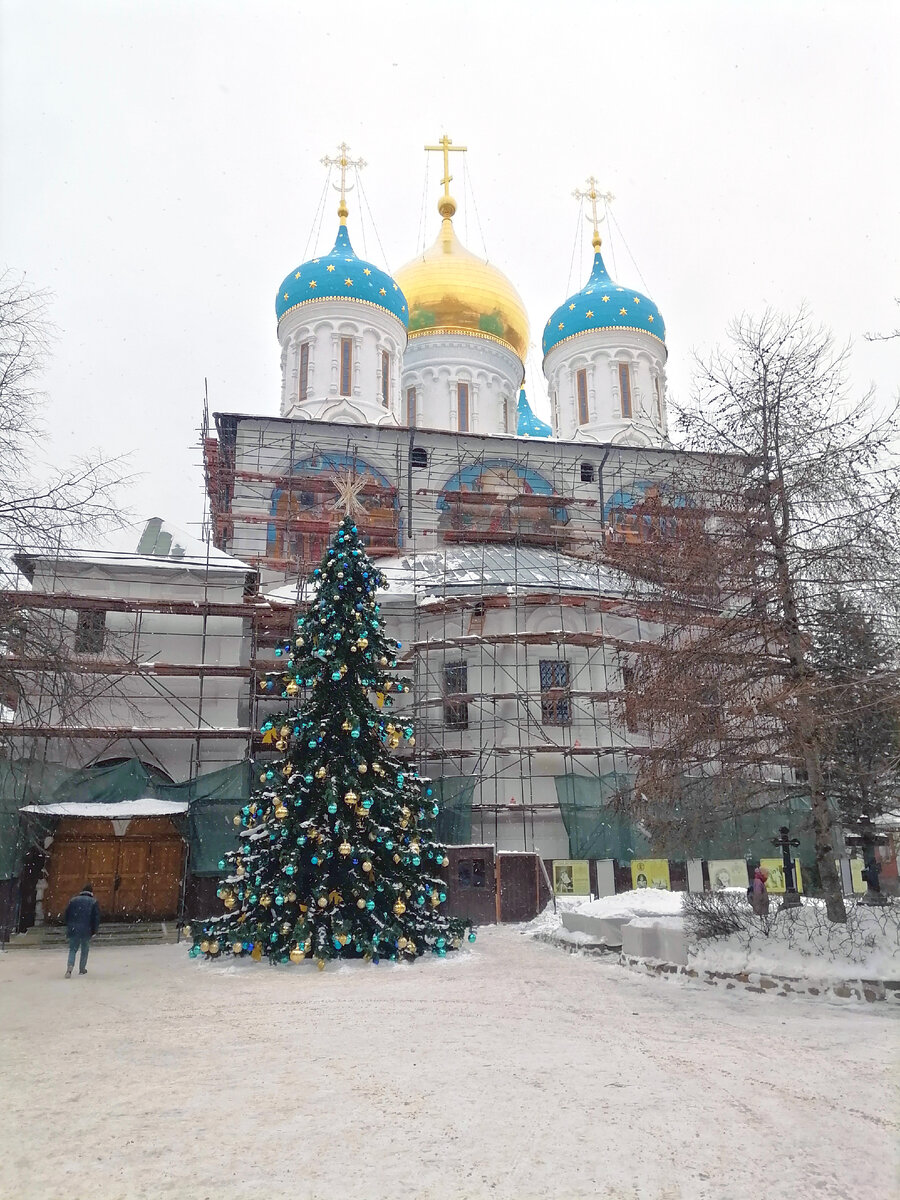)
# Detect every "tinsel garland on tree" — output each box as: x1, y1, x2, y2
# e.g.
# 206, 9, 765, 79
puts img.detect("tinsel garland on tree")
188, 513, 474, 968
